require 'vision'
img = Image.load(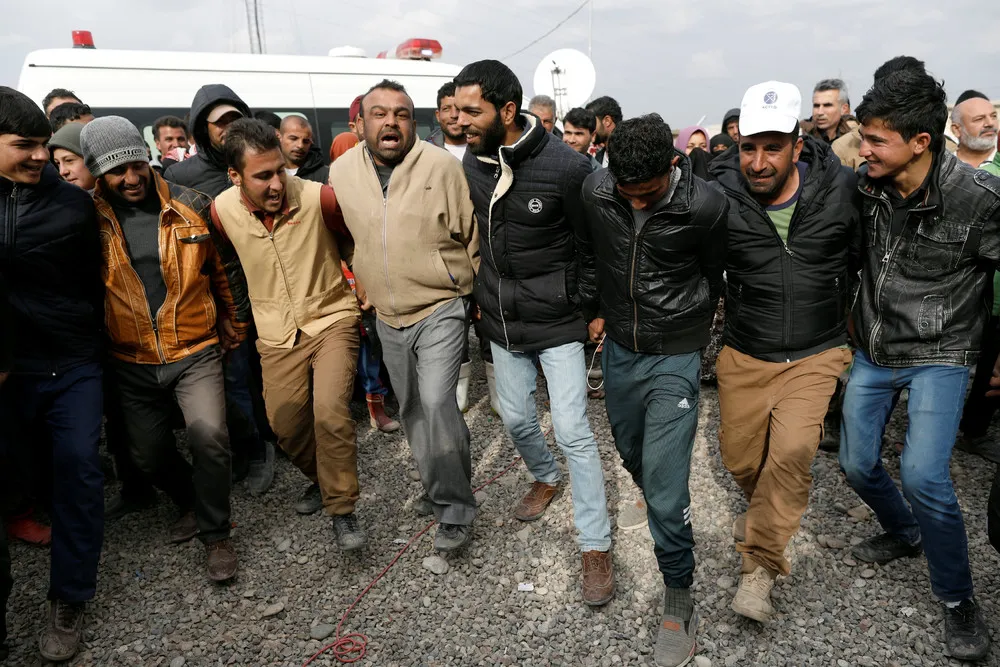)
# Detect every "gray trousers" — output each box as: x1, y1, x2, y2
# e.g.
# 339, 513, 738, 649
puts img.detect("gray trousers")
377, 298, 477, 525
109, 345, 232, 543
